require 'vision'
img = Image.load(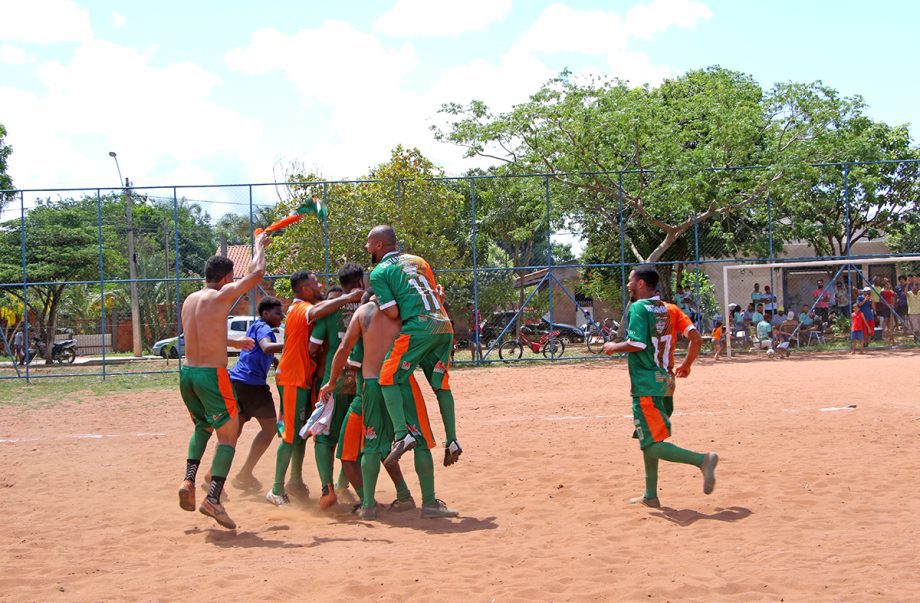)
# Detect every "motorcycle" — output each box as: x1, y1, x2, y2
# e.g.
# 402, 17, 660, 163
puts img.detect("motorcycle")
580, 317, 620, 354
28, 336, 78, 364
